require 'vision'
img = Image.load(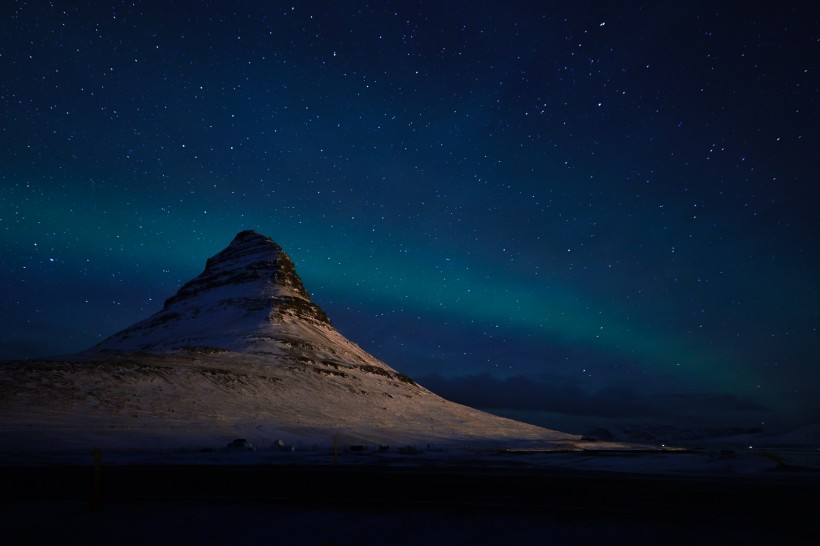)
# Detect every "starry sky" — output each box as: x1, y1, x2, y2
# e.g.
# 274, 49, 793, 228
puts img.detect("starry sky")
2, 1, 818, 434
